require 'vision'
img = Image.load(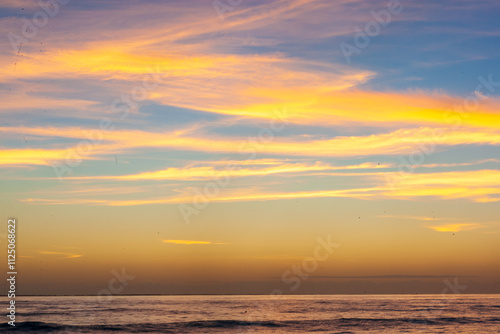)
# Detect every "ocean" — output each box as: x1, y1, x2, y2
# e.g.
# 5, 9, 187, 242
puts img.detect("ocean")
2, 294, 499, 333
